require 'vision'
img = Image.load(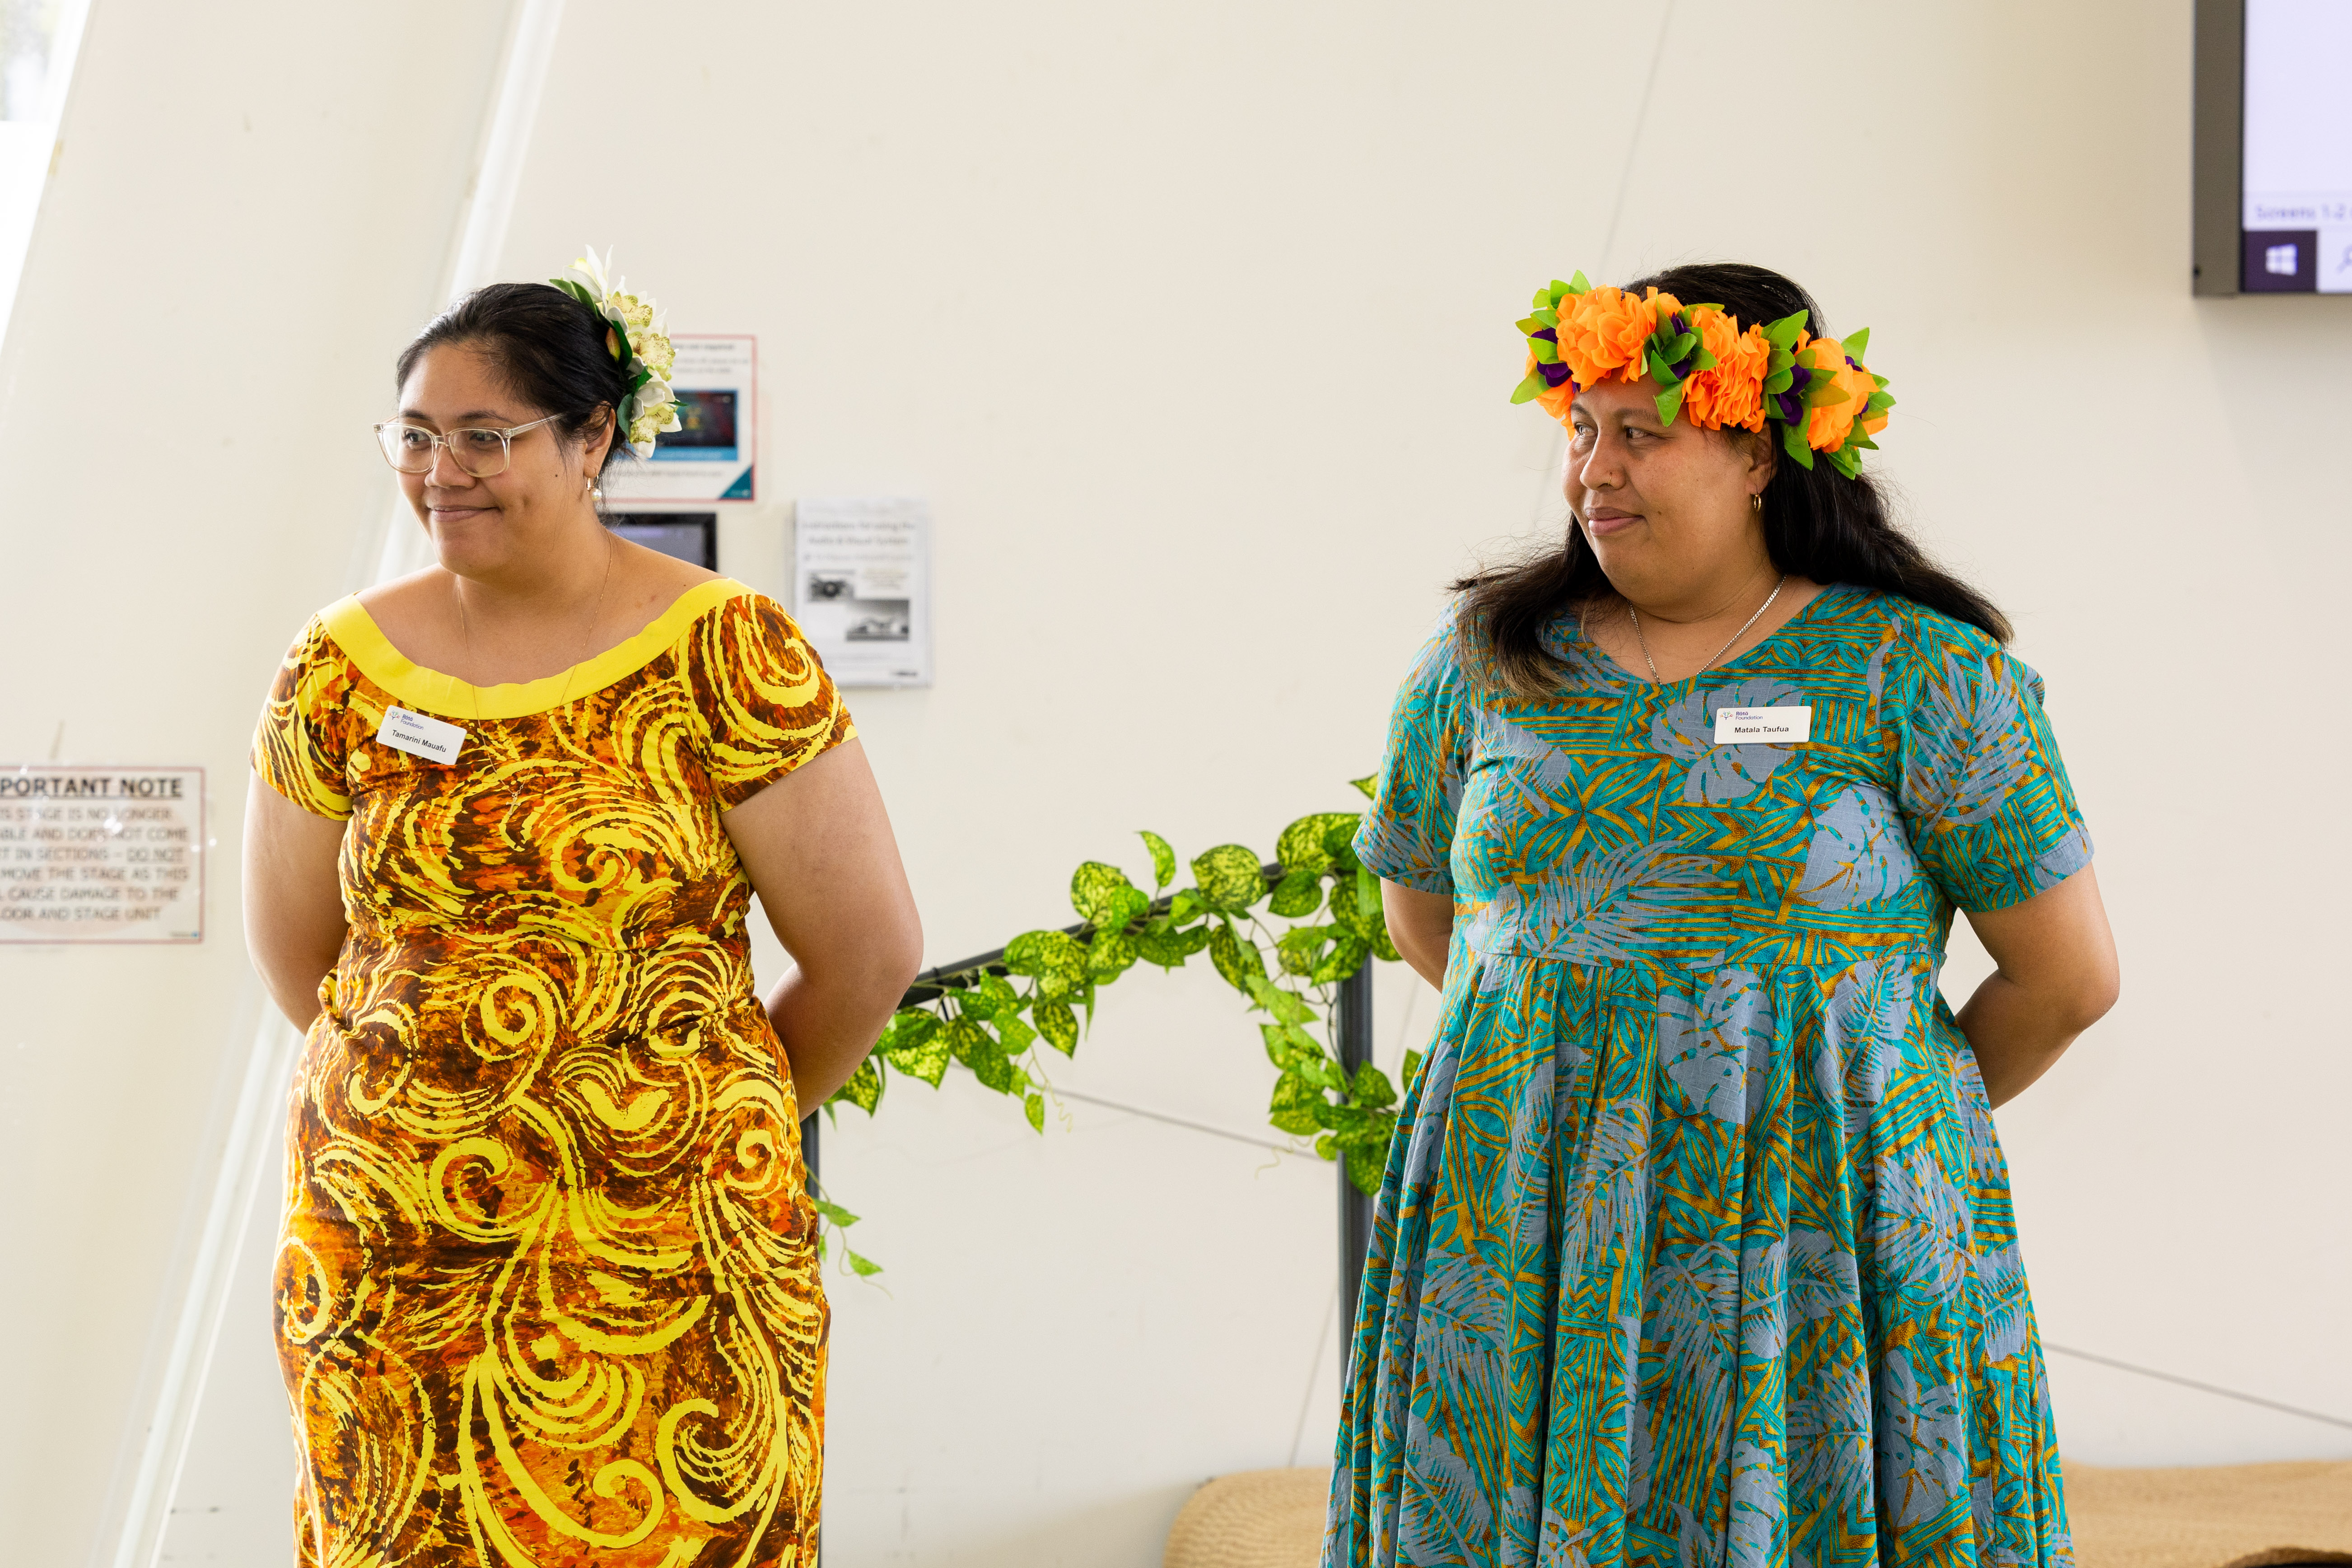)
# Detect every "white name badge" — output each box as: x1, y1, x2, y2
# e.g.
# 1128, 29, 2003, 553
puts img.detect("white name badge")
1713, 705, 1812, 745
375, 706, 468, 765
